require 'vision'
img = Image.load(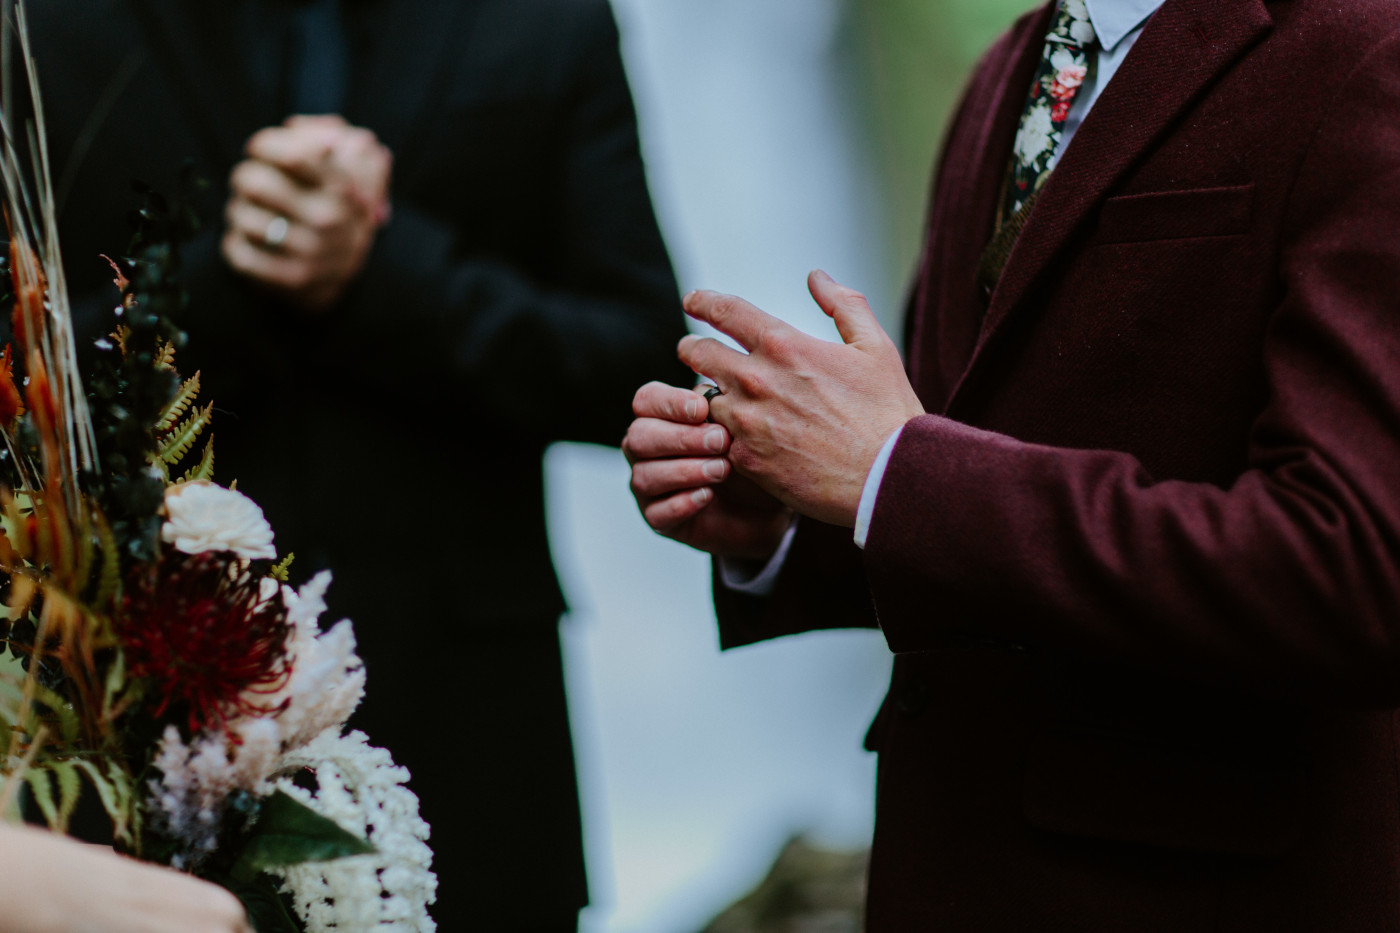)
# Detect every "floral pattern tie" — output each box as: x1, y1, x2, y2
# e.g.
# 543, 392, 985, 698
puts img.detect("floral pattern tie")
1000, 0, 1097, 226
